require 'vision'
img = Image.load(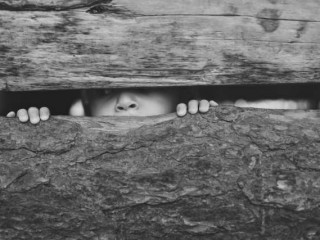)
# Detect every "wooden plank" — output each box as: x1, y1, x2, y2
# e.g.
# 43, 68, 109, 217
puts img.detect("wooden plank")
1, 0, 320, 21
1, 1, 320, 90
1, 106, 320, 239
